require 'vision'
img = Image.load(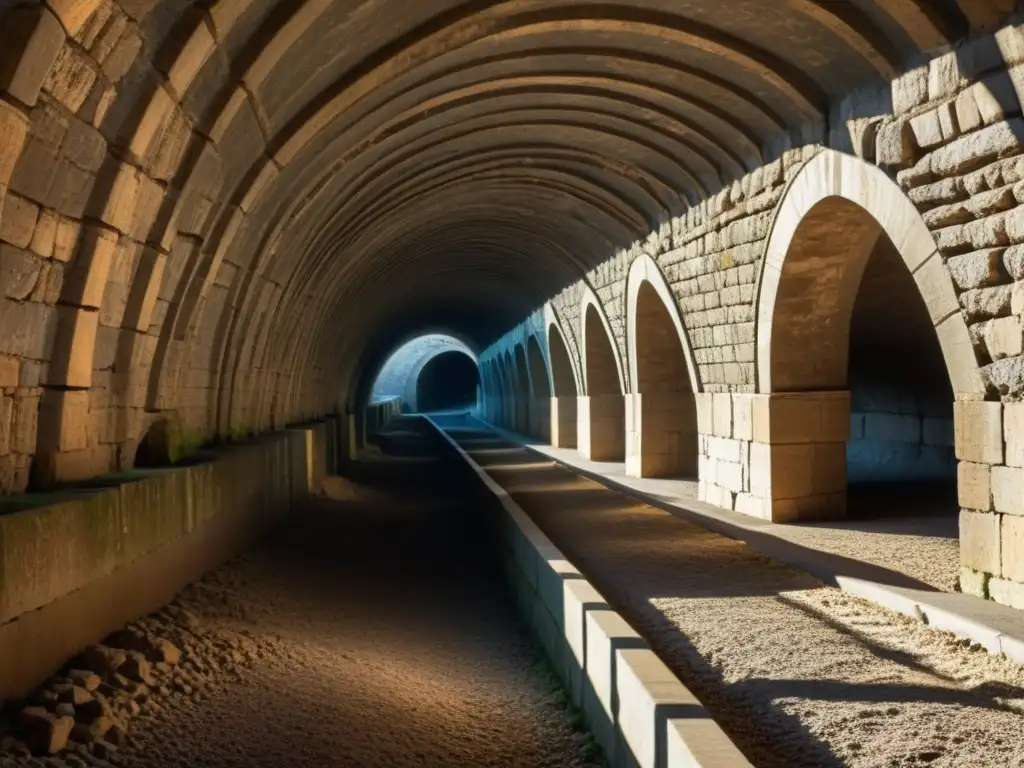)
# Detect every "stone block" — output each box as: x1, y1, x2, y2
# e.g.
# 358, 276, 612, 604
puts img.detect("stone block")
892, 66, 928, 116
42, 43, 97, 113
954, 400, 1003, 464
984, 315, 1024, 360
930, 119, 1024, 177
959, 566, 988, 598
62, 226, 116, 309
37, 388, 89, 452
128, 86, 174, 164
47, 306, 98, 388
48, 0, 102, 37
960, 509, 1001, 575
752, 392, 850, 445
166, 21, 215, 96
0, 102, 29, 186
712, 393, 731, 438
875, 119, 916, 168
993, 465, 1024, 516
864, 413, 921, 443
947, 249, 1005, 290
989, 577, 1024, 610
0, 244, 43, 301
732, 394, 752, 441
959, 461, 992, 511
909, 109, 945, 149
86, 161, 139, 234
0, 6, 65, 107
1001, 514, 1024, 583
1006, 402, 1024, 468
0, 193, 40, 249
